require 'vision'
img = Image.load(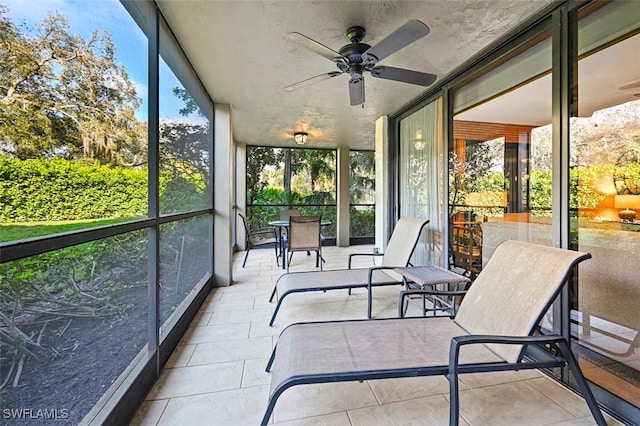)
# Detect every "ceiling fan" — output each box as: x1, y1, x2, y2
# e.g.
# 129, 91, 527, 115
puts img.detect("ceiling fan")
283, 20, 437, 106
